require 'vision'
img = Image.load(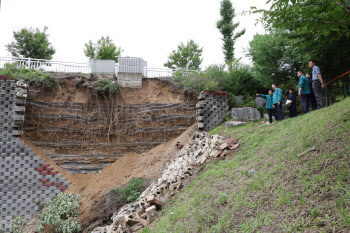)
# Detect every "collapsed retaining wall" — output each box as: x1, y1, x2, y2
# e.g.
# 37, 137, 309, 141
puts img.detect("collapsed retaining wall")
197, 91, 229, 132
24, 100, 196, 173
0, 80, 70, 232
